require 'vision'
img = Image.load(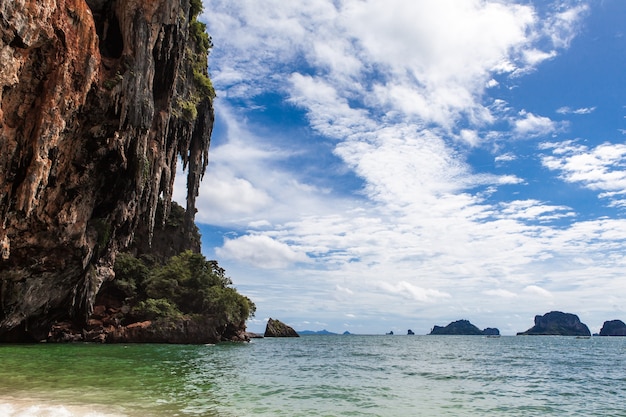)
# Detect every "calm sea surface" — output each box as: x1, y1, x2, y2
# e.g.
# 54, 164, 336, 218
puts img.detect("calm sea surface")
0, 335, 624, 416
